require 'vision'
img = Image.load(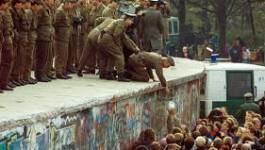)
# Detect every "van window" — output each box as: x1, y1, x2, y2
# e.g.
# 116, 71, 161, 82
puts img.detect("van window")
226, 71, 253, 99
